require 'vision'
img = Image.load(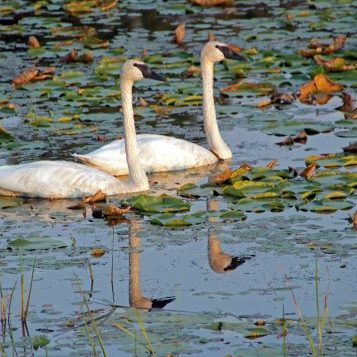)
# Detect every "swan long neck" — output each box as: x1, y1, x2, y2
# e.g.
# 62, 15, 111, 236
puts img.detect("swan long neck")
201, 57, 232, 160
121, 77, 149, 191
